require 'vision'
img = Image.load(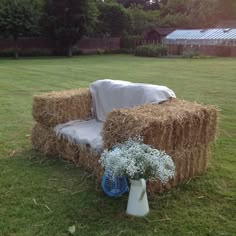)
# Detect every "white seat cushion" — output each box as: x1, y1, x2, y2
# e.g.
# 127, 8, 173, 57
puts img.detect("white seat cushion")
54, 119, 103, 152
